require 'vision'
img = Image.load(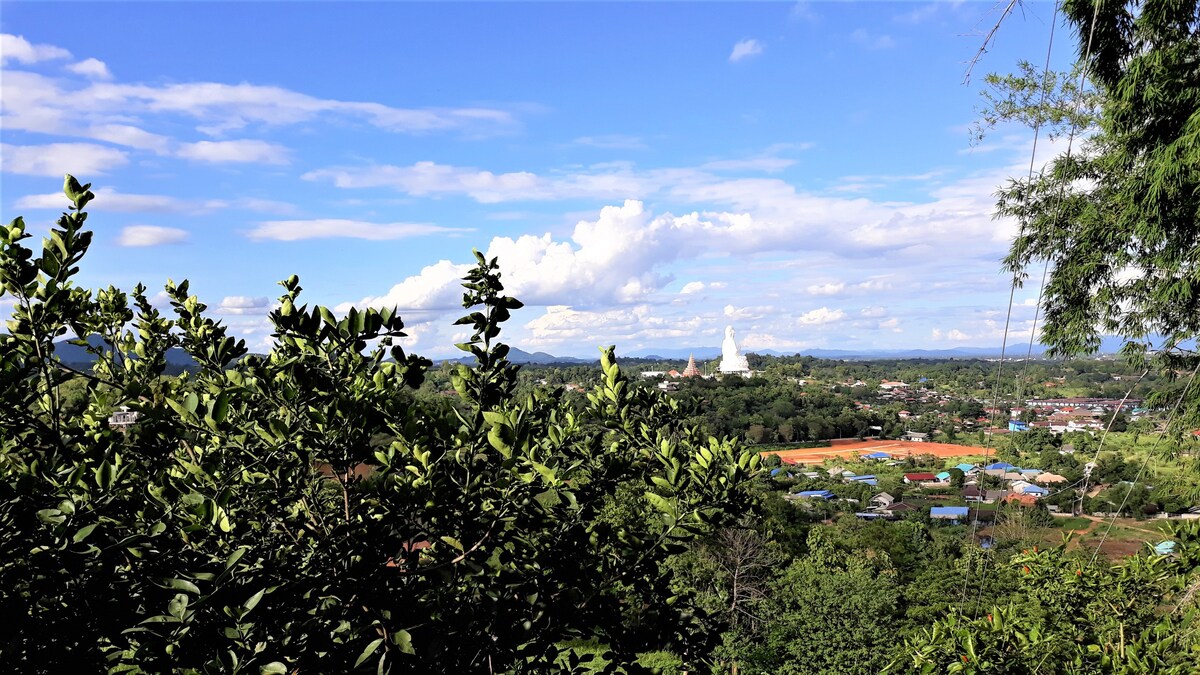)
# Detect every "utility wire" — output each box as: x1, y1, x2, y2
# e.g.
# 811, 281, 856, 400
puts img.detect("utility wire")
963, 0, 1109, 617
959, 0, 1062, 613
1088, 361, 1200, 567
